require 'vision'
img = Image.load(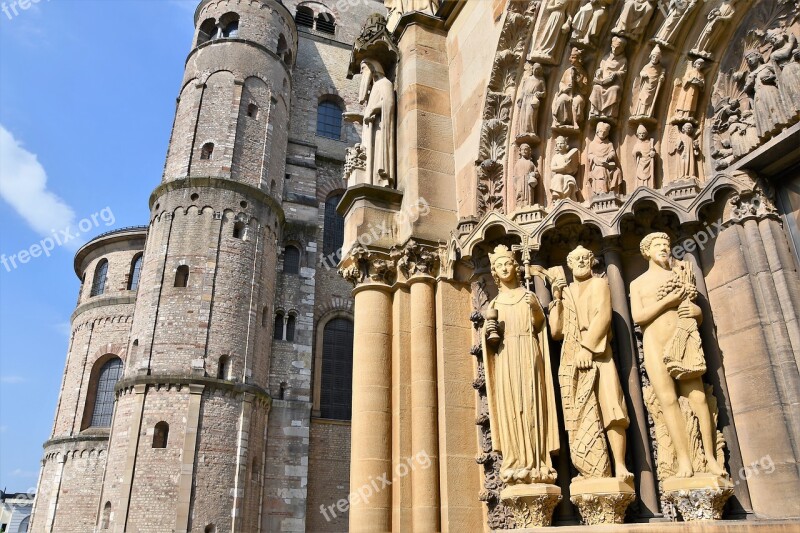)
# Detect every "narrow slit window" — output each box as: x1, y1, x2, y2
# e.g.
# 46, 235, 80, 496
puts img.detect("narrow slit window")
286, 315, 296, 342
175, 265, 189, 288
200, 142, 214, 160
152, 421, 169, 449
